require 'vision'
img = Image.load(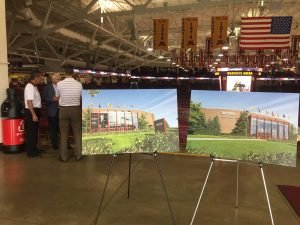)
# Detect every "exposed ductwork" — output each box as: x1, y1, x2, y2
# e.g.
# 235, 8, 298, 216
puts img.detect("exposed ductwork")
16, 4, 98, 45
57, 28, 98, 46
17, 6, 42, 27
